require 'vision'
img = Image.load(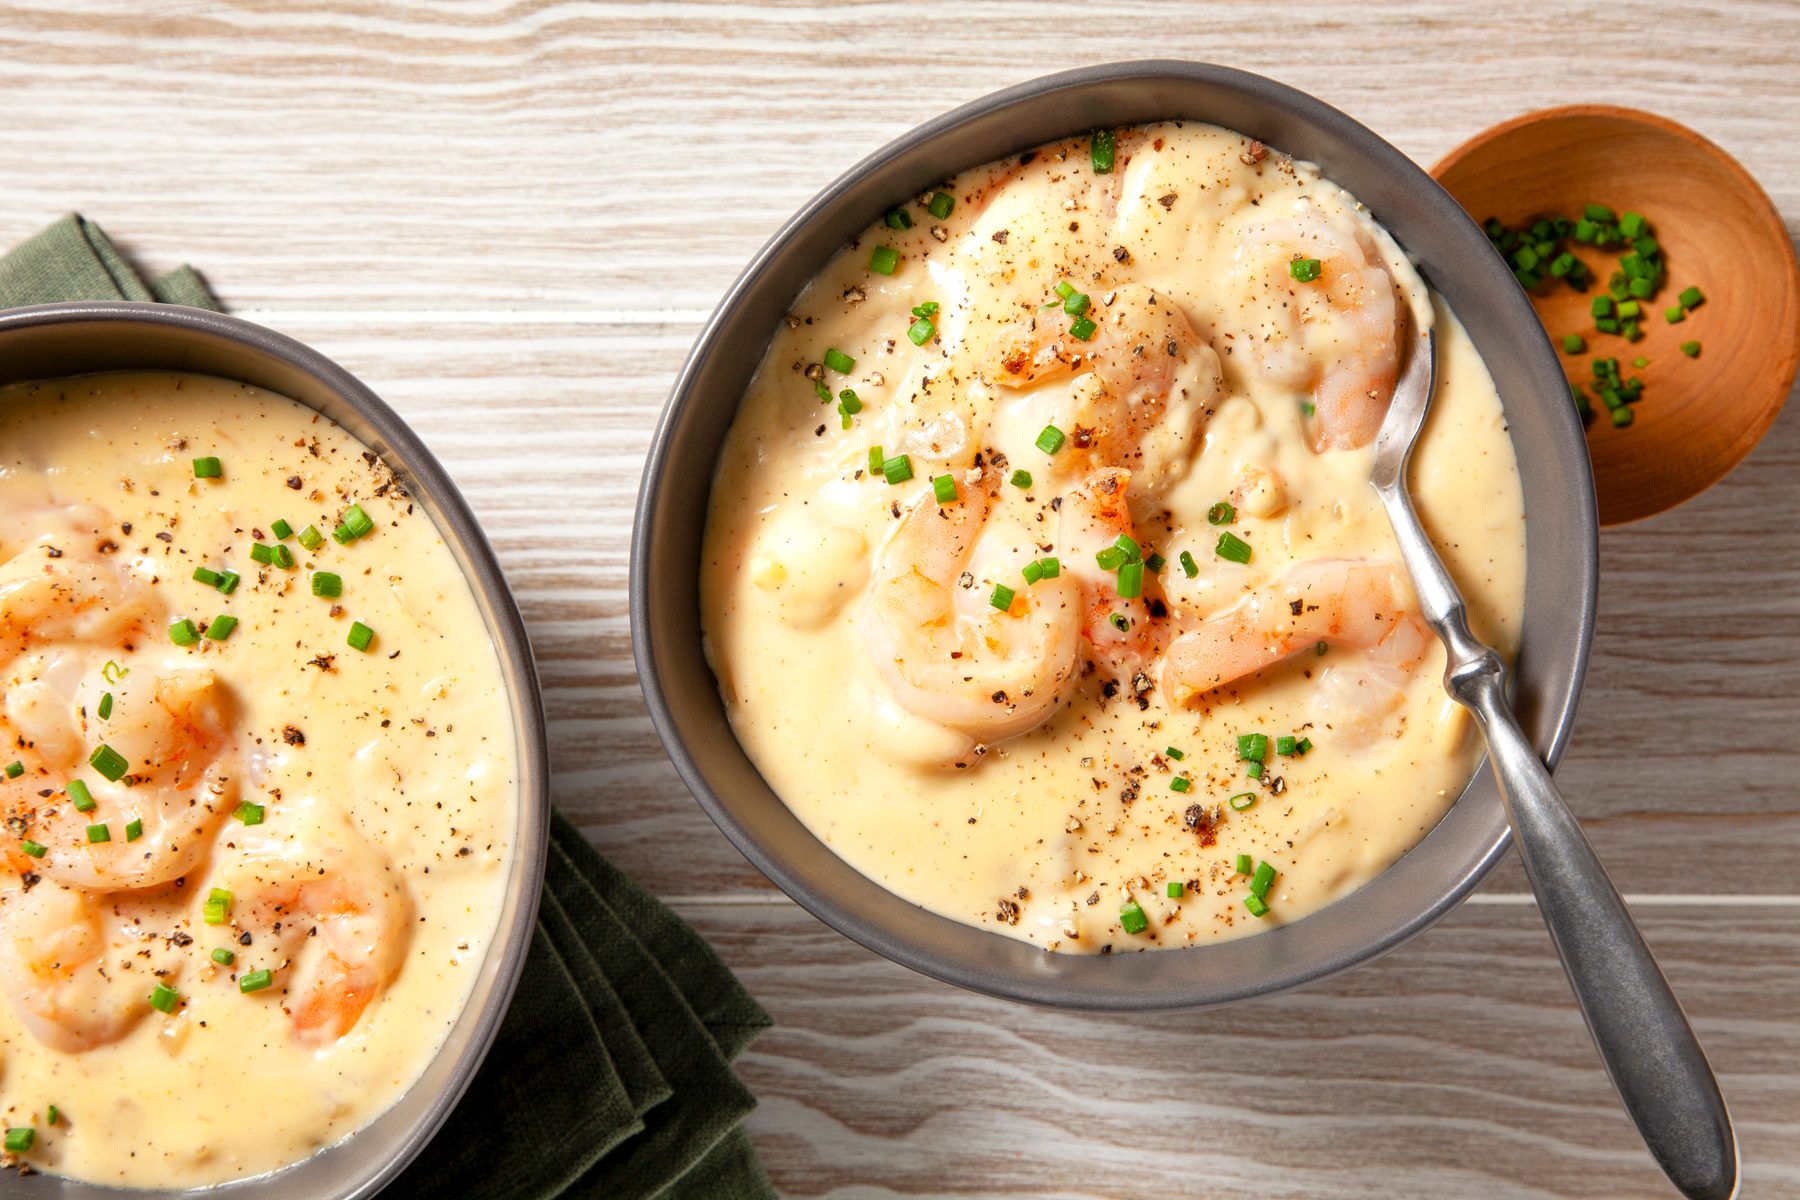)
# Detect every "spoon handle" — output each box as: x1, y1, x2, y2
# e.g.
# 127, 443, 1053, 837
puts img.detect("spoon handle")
1452, 630, 1739, 1200
1373, 422, 1736, 1198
